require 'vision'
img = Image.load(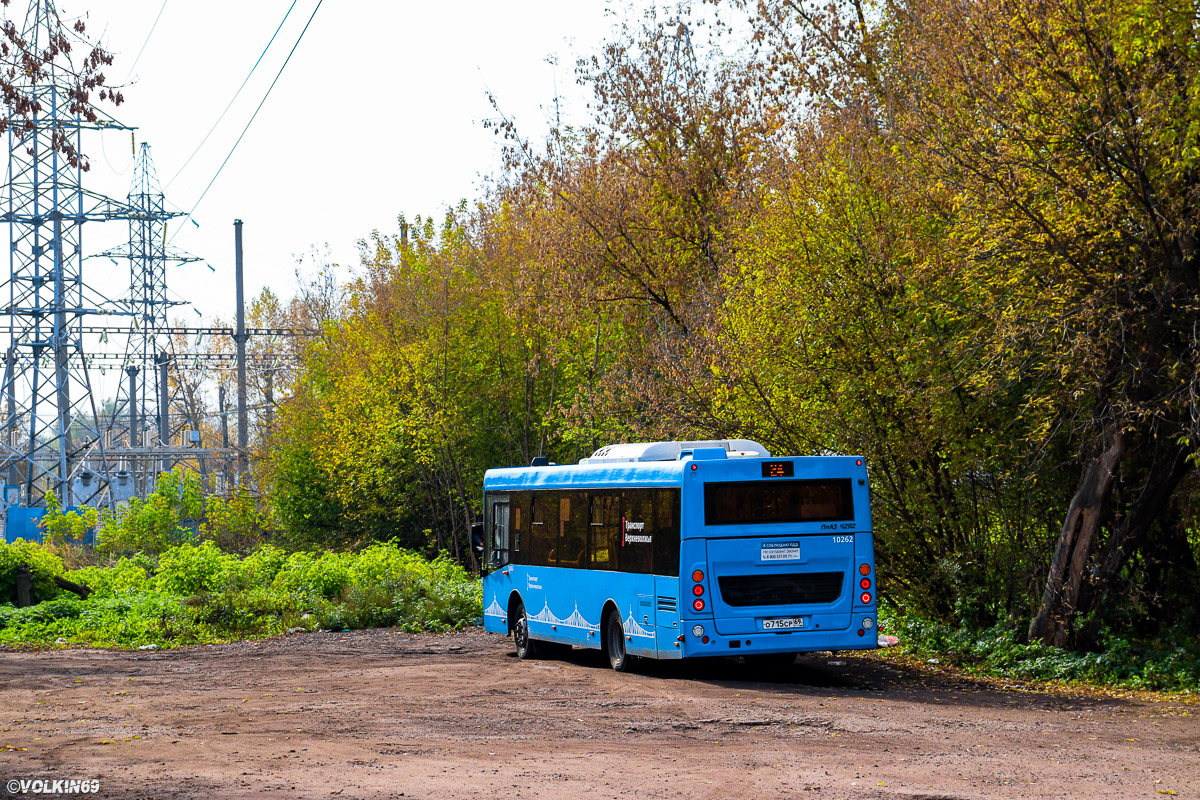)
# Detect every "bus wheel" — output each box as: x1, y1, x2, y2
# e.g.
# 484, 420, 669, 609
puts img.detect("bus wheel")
605, 612, 631, 672
513, 600, 538, 660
